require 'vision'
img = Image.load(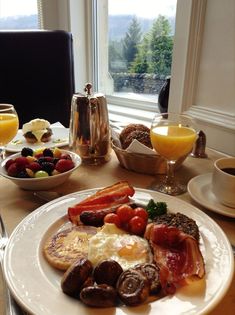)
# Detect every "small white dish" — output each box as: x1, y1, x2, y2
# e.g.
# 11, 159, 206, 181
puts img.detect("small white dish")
5, 127, 69, 152
0, 150, 81, 190
187, 173, 235, 218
